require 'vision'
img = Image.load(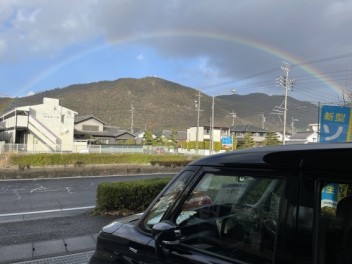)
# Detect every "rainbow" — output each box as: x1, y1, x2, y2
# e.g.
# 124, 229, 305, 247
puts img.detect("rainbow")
19, 30, 344, 98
